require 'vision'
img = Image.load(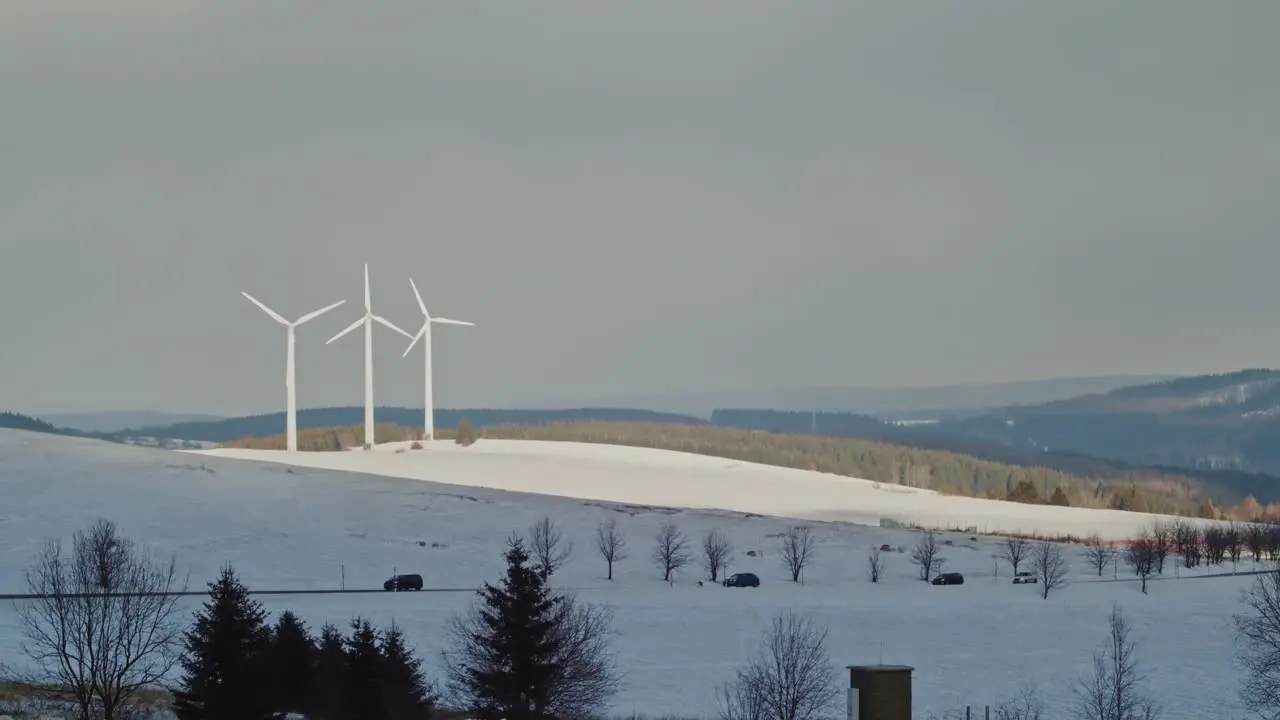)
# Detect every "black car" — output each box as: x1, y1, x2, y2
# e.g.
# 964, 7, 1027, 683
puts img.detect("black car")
723, 572, 760, 588
931, 572, 964, 586
383, 573, 424, 591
